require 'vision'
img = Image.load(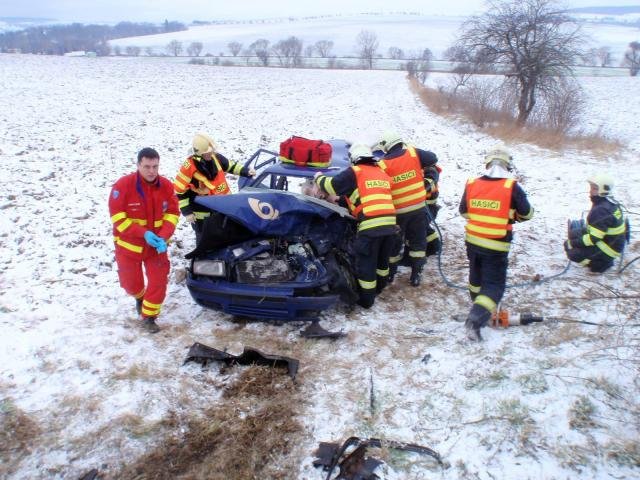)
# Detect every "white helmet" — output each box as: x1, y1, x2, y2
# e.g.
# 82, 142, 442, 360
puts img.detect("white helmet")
377, 130, 403, 153
587, 173, 614, 196
192, 133, 216, 155
484, 145, 512, 170
349, 144, 375, 164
